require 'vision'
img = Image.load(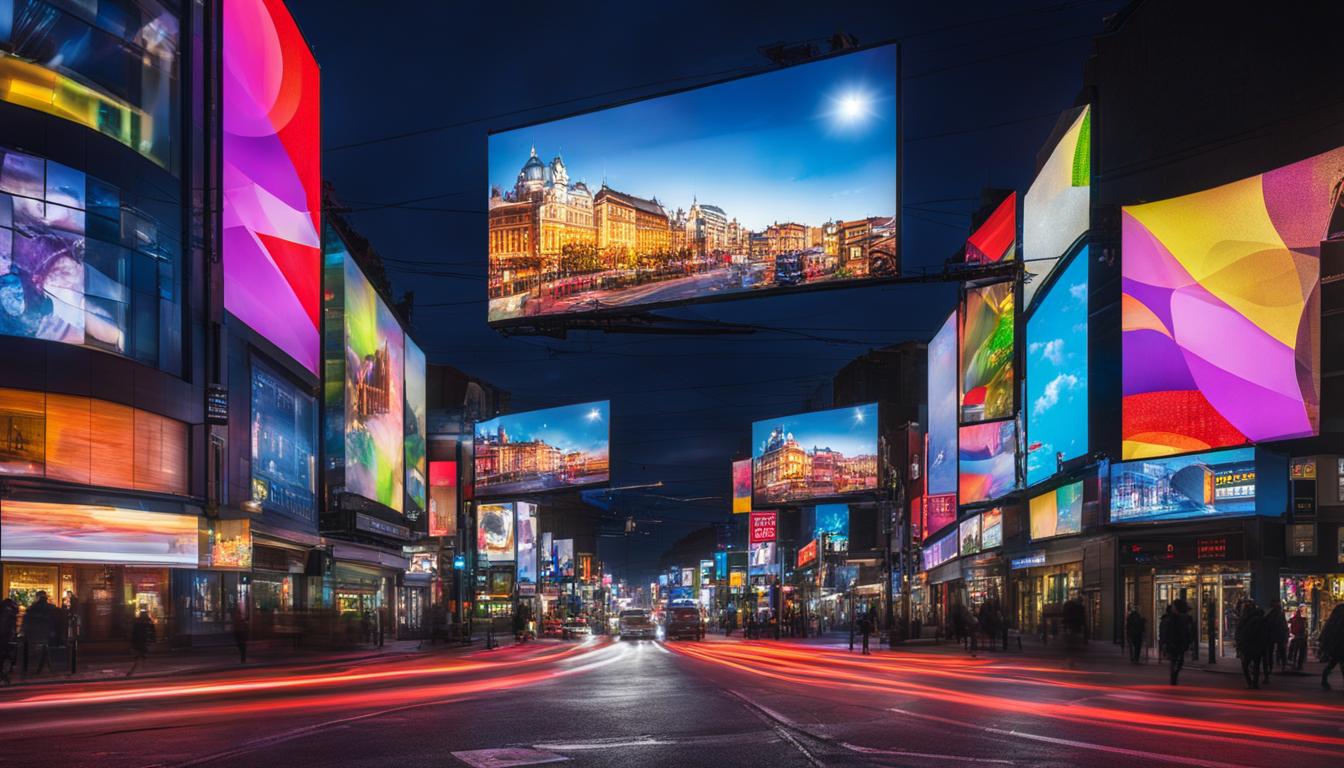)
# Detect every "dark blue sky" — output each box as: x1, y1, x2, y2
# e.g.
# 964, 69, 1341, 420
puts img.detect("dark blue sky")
290, 0, 1125, 583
